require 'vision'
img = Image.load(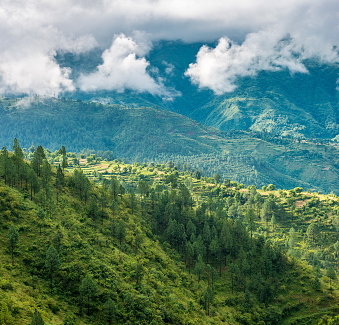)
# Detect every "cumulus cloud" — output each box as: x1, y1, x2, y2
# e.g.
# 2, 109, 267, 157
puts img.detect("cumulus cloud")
185, 32, 314, 94
78, 34, 166, 94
